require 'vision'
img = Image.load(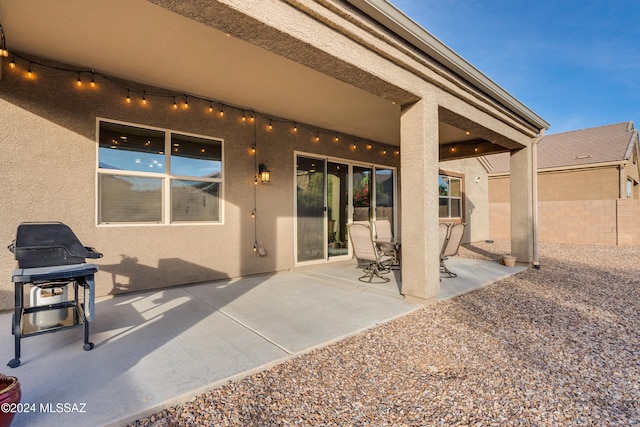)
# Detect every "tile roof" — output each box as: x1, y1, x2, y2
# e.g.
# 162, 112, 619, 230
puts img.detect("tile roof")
487, 122, 638, 174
